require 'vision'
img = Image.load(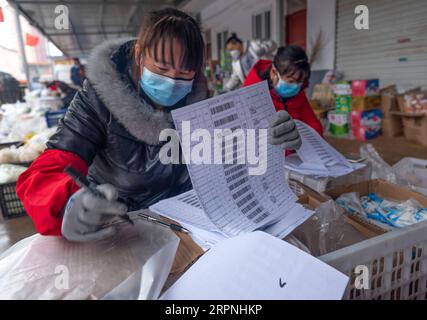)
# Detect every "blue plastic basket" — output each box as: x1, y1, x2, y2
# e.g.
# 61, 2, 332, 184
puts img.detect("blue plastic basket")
45, 109, 67, 128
